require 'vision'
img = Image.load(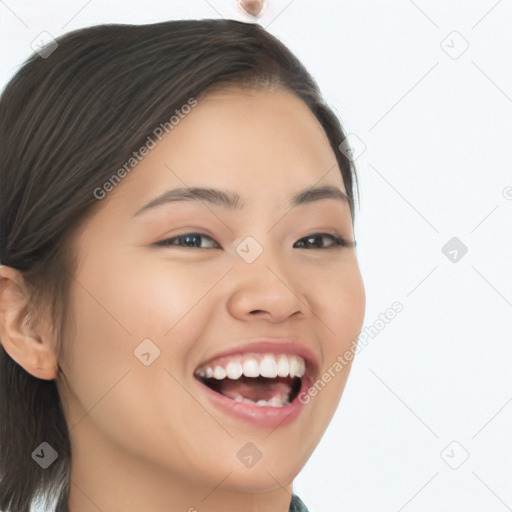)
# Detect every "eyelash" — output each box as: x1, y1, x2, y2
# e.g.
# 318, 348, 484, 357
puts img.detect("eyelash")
154, 232, 351, 250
